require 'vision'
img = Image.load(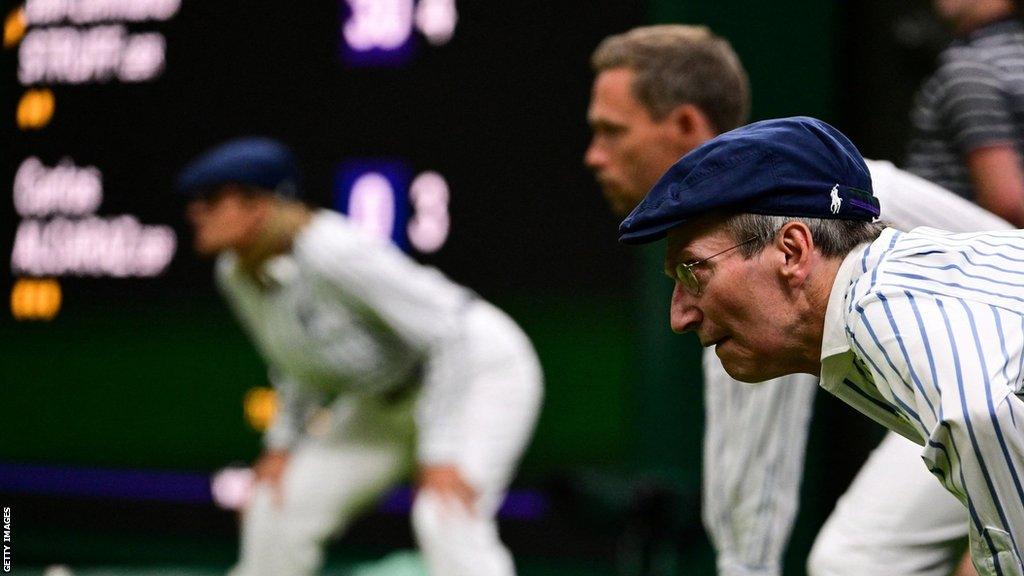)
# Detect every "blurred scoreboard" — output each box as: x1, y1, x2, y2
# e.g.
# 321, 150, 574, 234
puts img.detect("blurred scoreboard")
1, 0, 639, 481
3, 0, 638, 316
